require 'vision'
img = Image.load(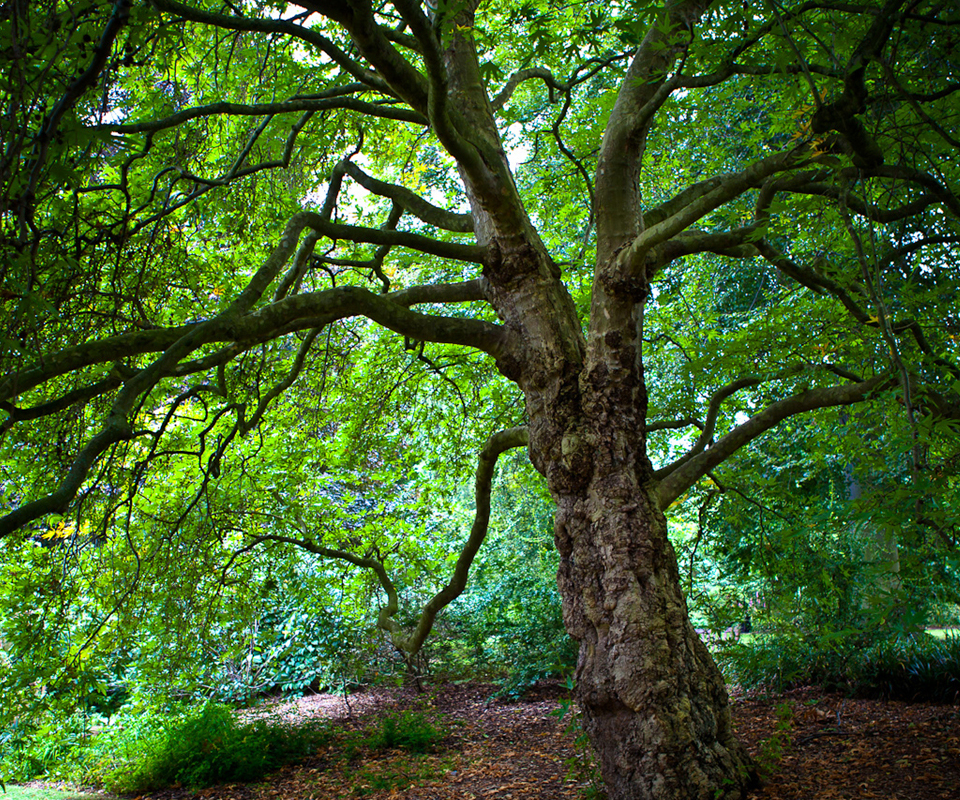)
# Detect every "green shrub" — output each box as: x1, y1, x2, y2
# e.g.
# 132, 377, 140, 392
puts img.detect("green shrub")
855, 634, 960, 702
79, 701, 332, 793
0, 712, 93, 783
718, 630, 960, 702
716, 633, 849, 694
370, 711, 443, 754
62, 702, 172, 789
